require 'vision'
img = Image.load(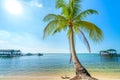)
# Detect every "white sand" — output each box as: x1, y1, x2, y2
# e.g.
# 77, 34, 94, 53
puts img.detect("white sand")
0, 72, 120, 80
